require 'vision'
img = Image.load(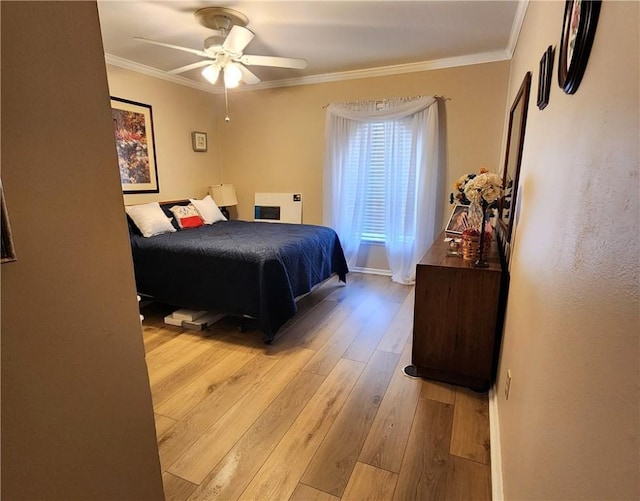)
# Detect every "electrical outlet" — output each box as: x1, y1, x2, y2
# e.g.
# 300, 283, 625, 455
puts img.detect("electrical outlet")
505, 369, 512, 400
